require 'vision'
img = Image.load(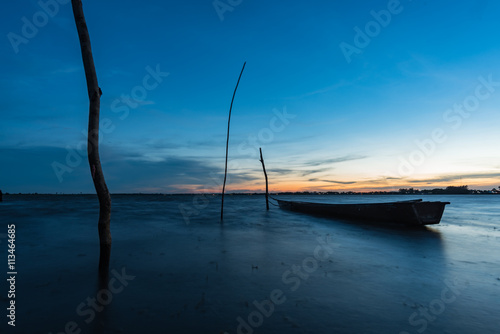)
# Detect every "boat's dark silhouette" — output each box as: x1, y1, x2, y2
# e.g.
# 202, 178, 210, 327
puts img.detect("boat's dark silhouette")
276, 198, 450, 226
